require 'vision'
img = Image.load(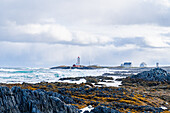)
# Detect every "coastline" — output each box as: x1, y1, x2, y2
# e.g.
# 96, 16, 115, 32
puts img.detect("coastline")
0, 68, 169, 112
0, 76, 169, 112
